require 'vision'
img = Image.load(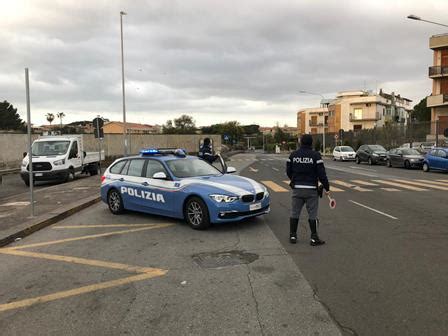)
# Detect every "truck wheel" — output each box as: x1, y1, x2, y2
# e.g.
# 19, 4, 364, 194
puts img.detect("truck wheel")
64, 169, 75, 182
108, 189, 124, 214
184, 197, 210, 230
